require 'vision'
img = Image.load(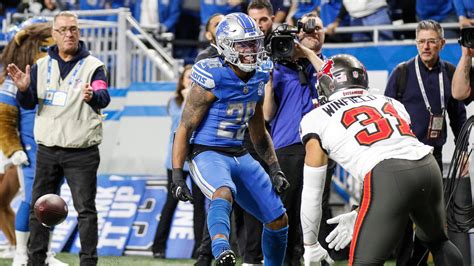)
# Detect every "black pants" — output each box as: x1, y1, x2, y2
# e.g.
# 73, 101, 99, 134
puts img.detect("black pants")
28, 145, 100, 266
353, 155, 462, 265
276, 144, 343, 265
152, 169, 206, 257
396, 147, 443, 266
